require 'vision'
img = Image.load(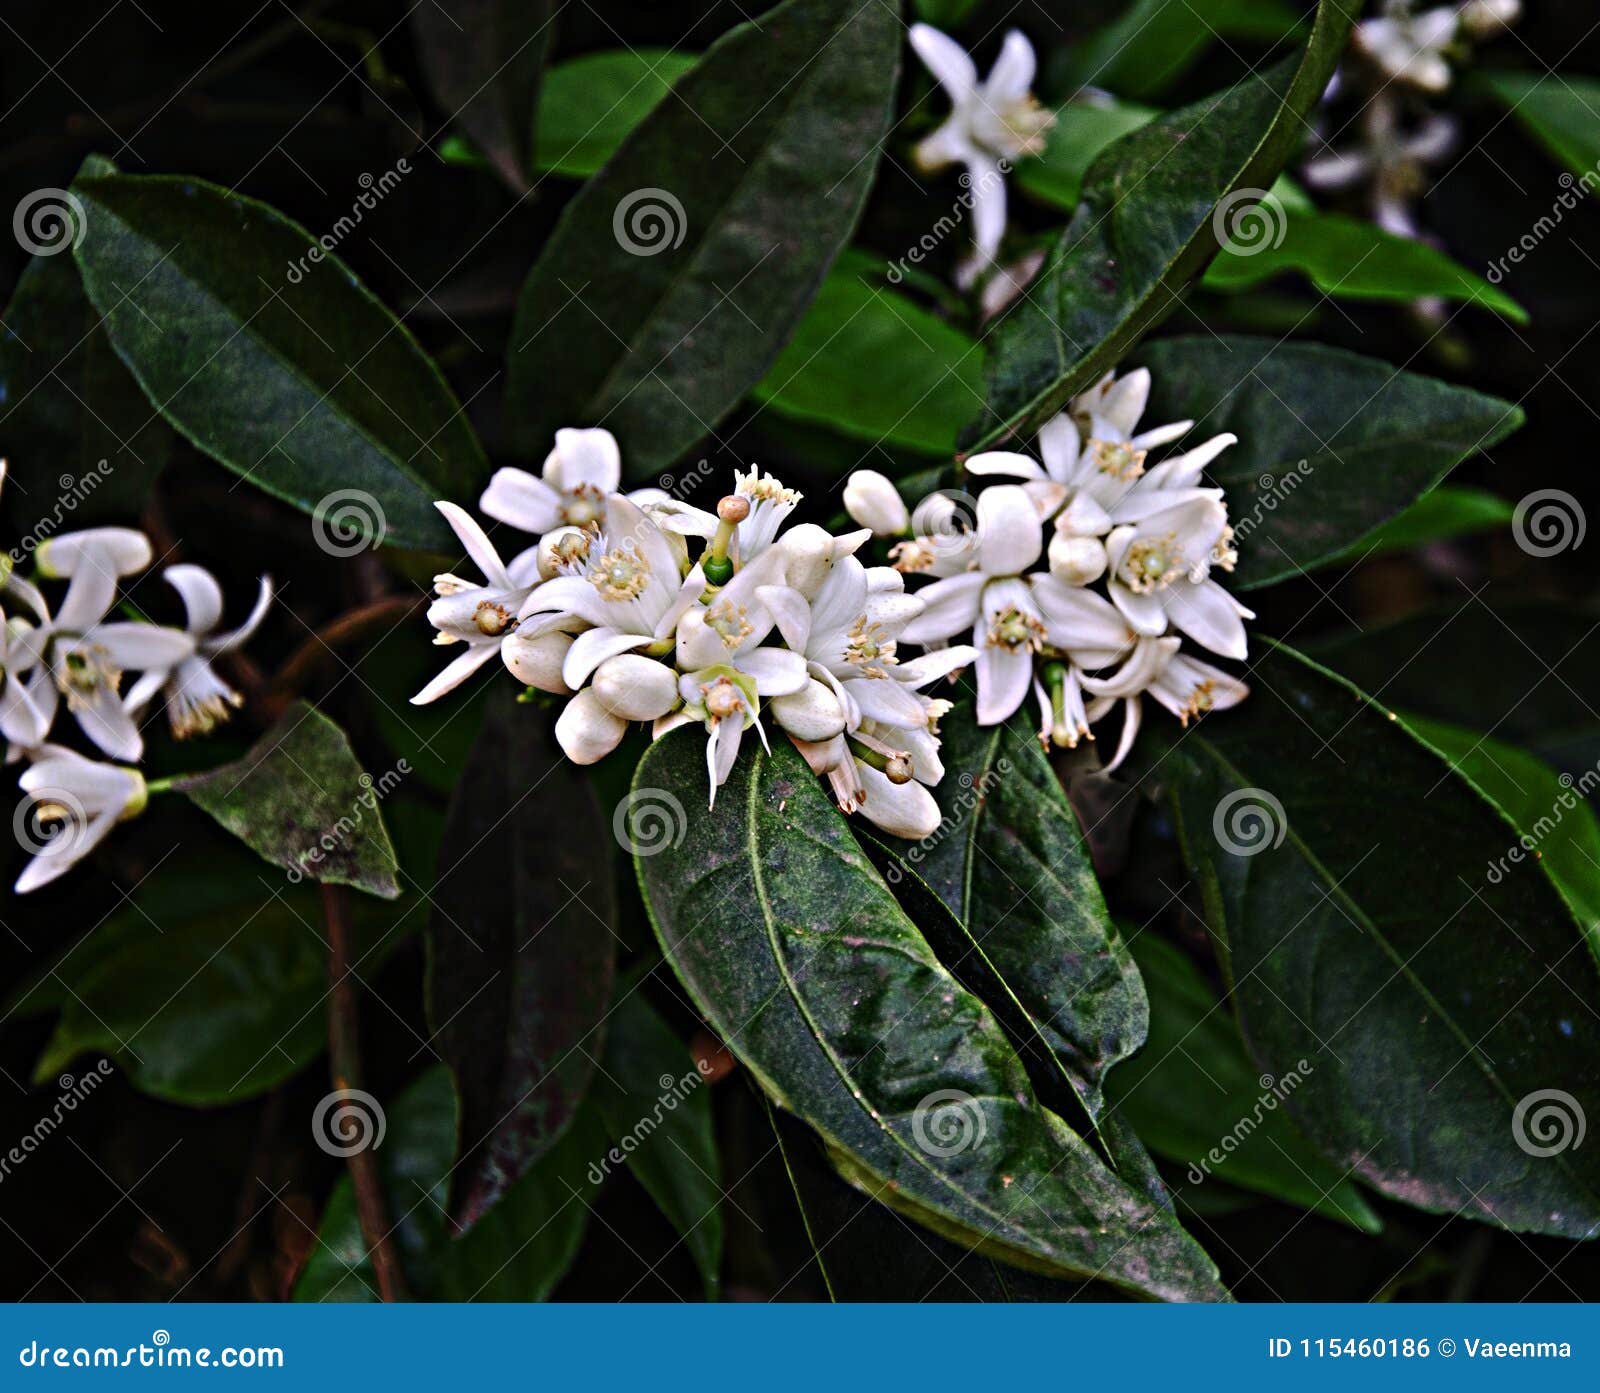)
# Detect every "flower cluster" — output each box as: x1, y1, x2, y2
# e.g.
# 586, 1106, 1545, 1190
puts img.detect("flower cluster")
843, 368, 1251, 770
0, 486, 271, 891
413, 429, 976, 840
